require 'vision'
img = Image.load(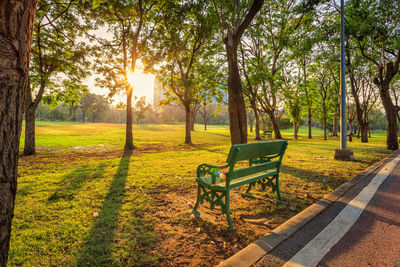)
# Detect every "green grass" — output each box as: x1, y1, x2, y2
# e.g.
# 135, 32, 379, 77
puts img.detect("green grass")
280, 126, 324, 136
10, 123, 392, 266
